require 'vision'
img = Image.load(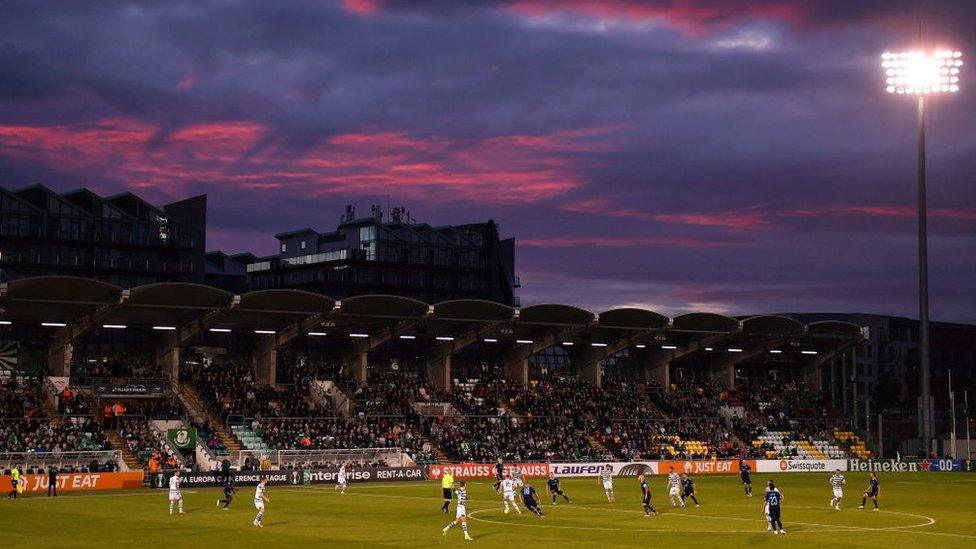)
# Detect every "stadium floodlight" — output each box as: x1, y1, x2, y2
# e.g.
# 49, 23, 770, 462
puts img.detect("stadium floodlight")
882, 50, 962, 94
883, 48, 963, 452
516, 339, 534, 344
635, 344, 646, 349
349, 333, 369, 338
102, 324, 127, 329
769, 349, 783, 354
209, 328, 232, 333
727, 348, 743, 353
661, 345, 678, 350
561, 341, 575, 346
801, 350, 818, 355
483, 337, 498, 343
153, 325, 176, 331
435, 336, 455, 341
307, 332, 327, 336
399, 335, 417, 340
704, 347, 714, 351
42, 322, 67, 327
590, 342, 608, 347
254, 329, 276, 335
0, 321, 11, 325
